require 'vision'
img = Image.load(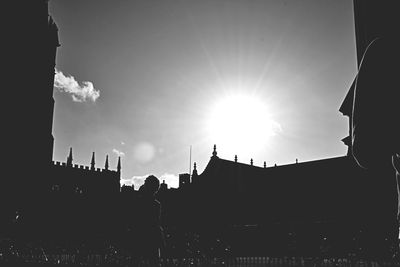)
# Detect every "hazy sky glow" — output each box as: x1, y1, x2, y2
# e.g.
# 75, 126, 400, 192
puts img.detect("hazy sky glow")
49, 0, 356, 189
